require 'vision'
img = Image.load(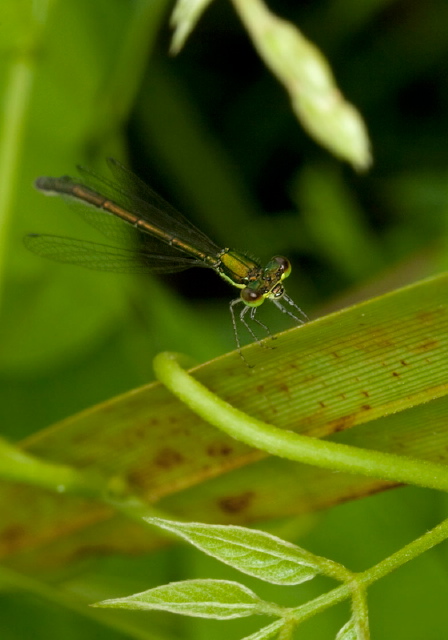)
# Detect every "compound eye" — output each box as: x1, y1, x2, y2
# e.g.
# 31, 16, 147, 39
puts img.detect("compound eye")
241, 287, 264, 307
273, 256, 292, 277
